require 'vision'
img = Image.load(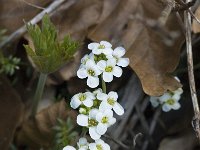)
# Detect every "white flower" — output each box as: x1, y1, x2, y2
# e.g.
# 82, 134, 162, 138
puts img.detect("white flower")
89, 139, 110, 150
70, 92, 95, 109
93, 88, 103, 96
97, 91, 124, 115
88, 41, 113, 55
77, 137, 89, 150
149, 96, 160, 108
96, 109, 116, 135
77, 109, 101, 140
107, 46, 129, 67
77, 59, 101, 88
97, 58, 122, 82
63, 146, 76, 150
